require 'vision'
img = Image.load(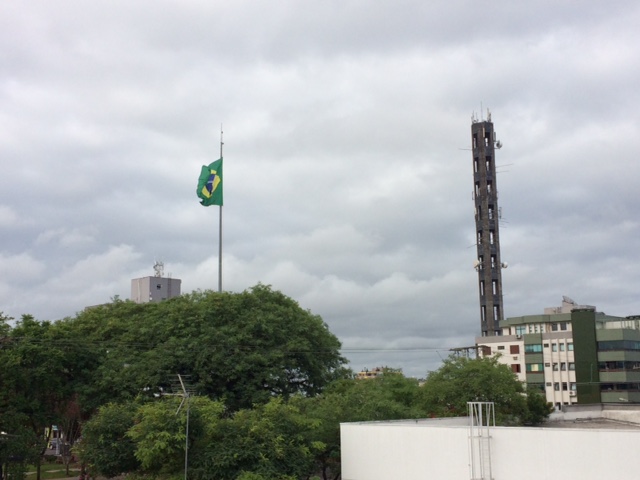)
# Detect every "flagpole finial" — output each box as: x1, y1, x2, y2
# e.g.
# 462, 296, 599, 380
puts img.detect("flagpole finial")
220, 124, 224, 158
